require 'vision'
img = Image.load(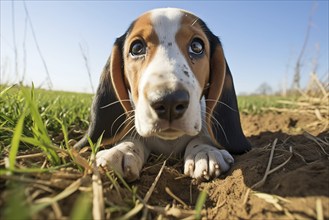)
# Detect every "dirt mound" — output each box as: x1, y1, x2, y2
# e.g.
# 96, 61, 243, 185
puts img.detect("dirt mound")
133, 112, 329, 219
1, 112, 328, 219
